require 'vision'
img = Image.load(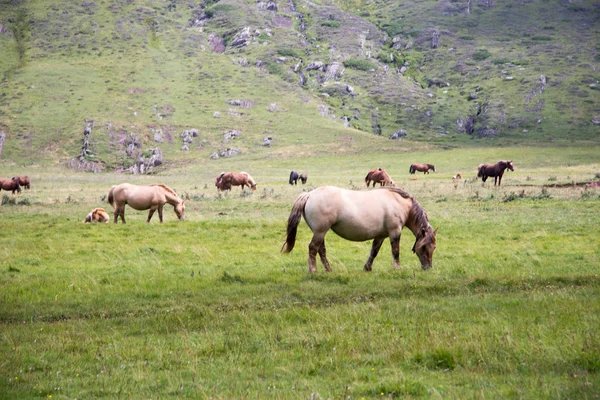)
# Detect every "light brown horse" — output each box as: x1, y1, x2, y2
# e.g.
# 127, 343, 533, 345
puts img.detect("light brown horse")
0, 177, 21, 194
216, 171, 257, 191
365, 168, 394, 187
409, 164, 436, 174
17, 176, 30, 189
477, 160, 514, 186
83, 208, 110, 223
282, 186, 437, 273
107, 183, 185, 223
